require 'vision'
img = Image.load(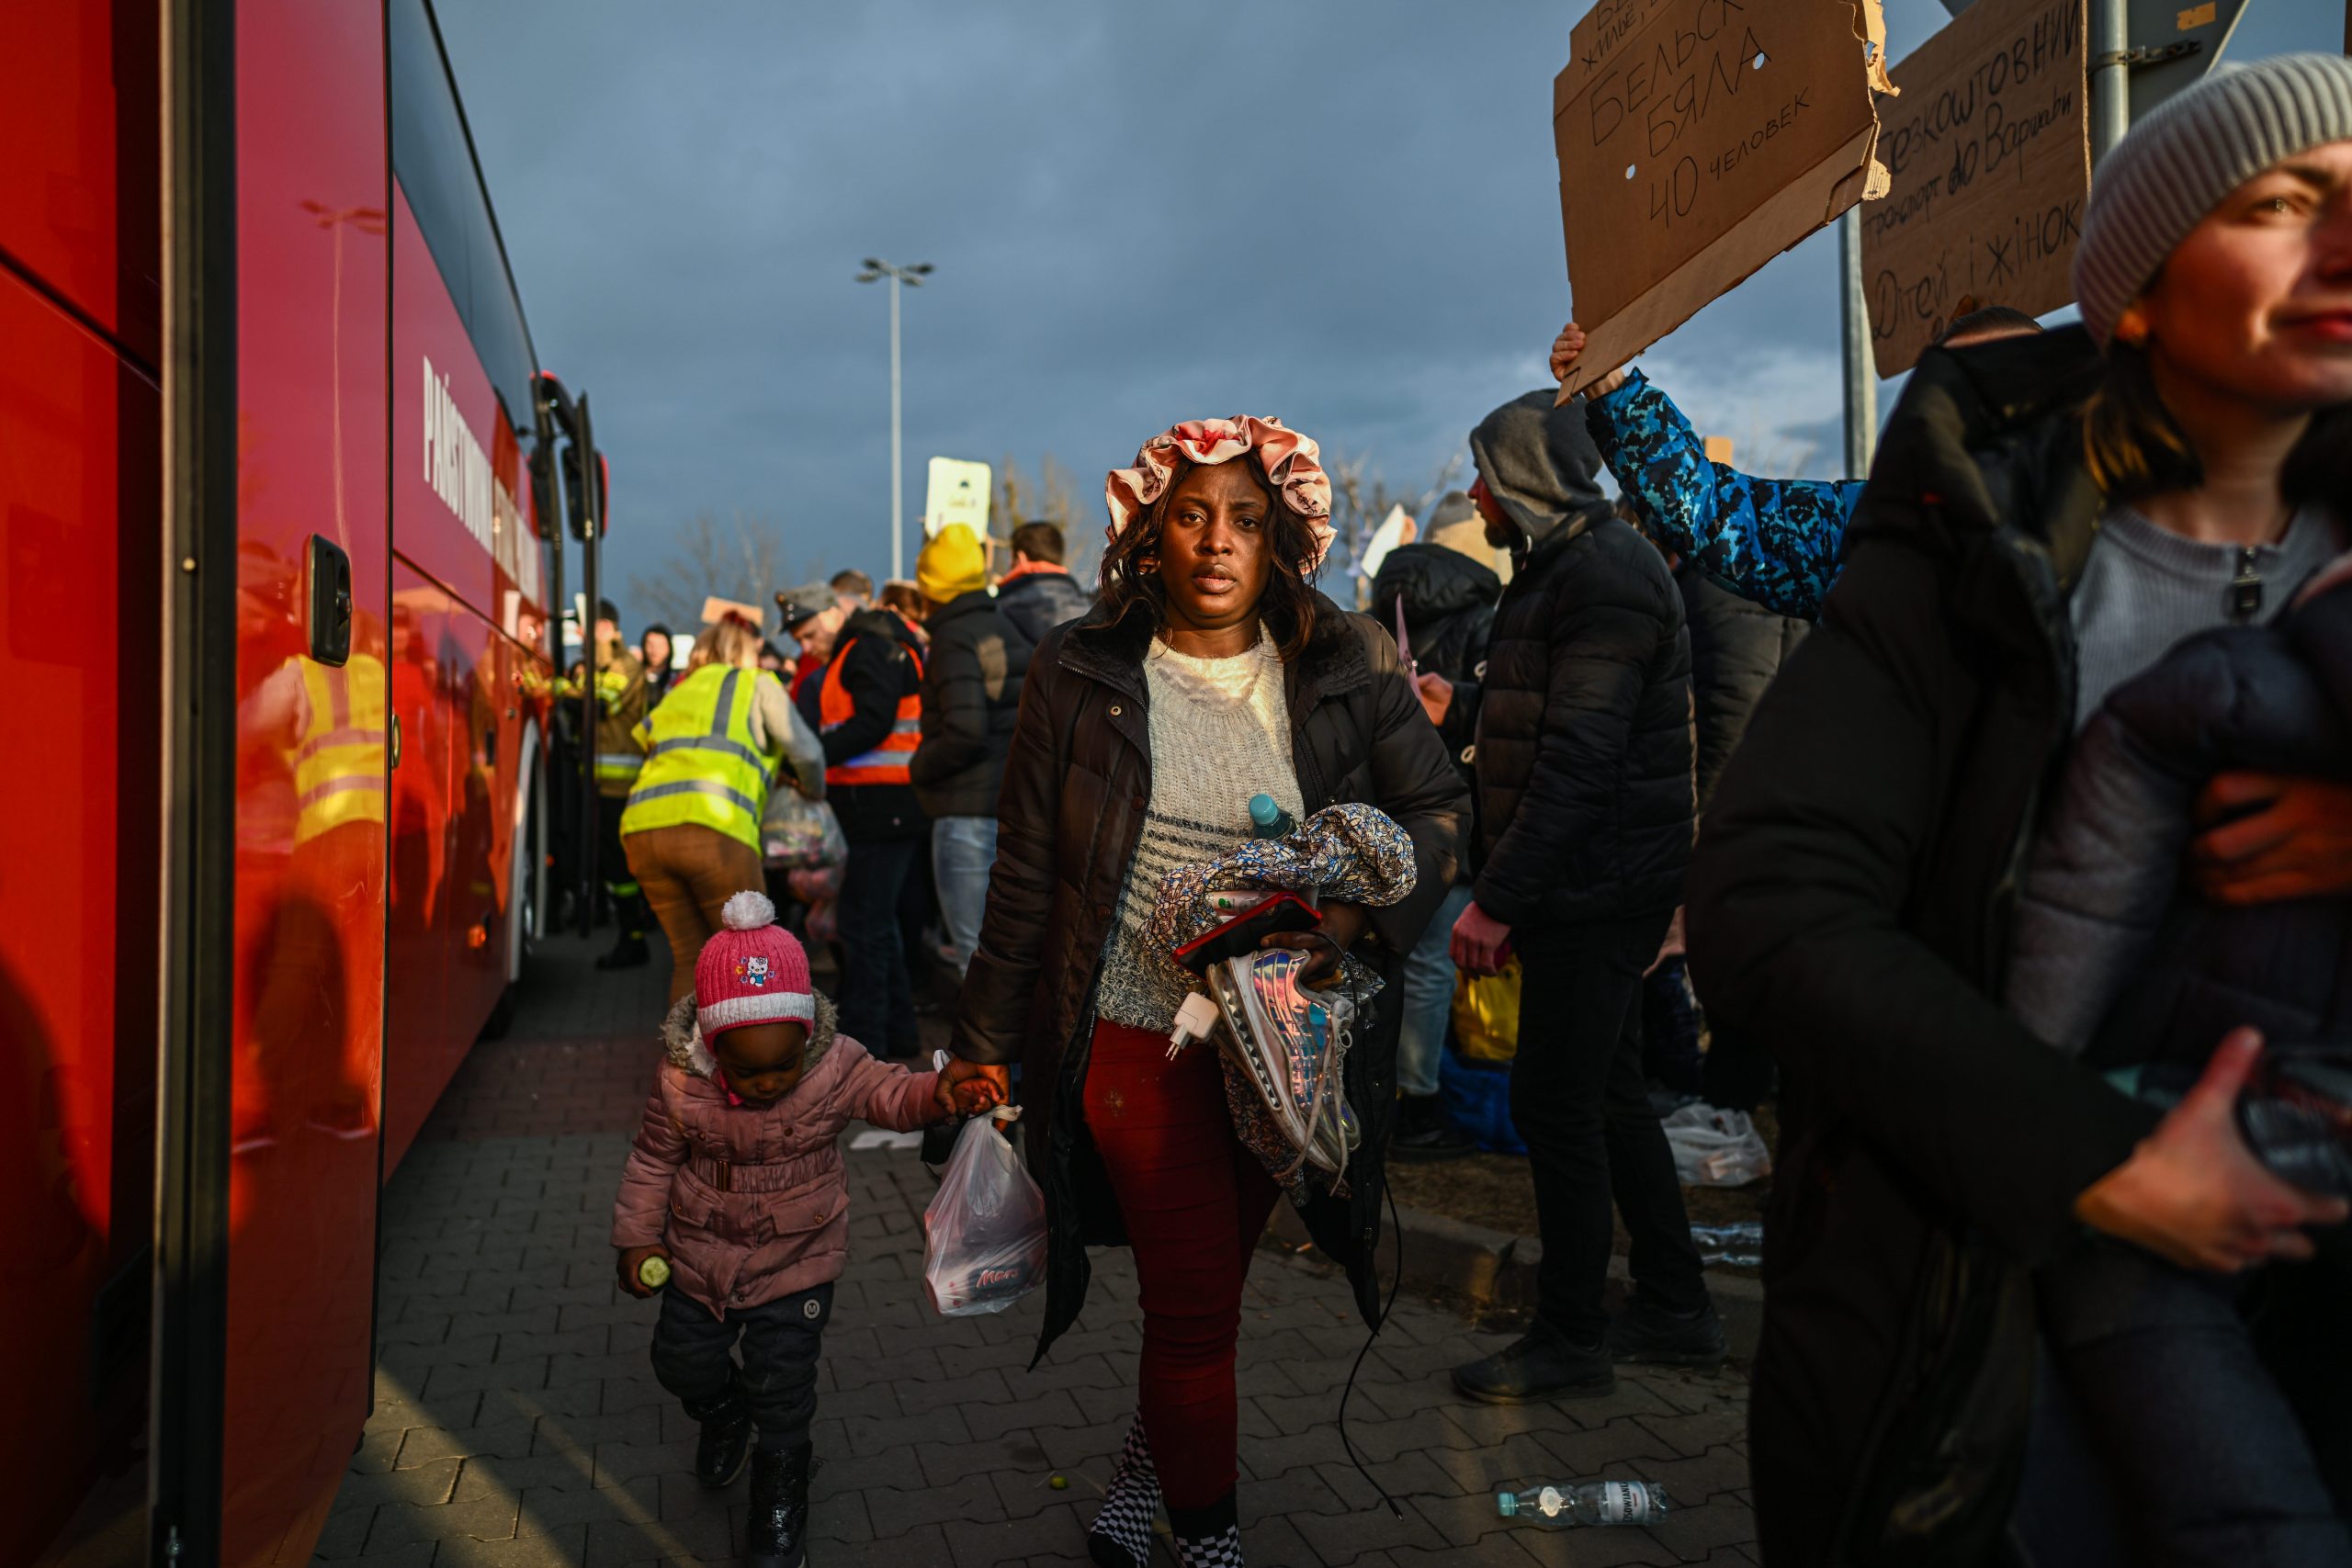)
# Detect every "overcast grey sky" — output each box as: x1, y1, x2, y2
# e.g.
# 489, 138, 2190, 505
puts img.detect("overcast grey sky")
436, 0, 2340, 623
